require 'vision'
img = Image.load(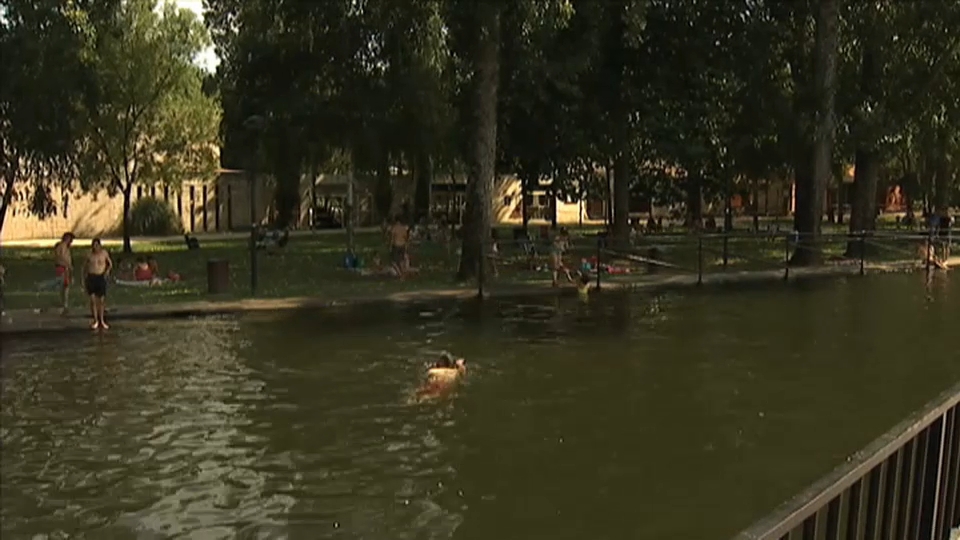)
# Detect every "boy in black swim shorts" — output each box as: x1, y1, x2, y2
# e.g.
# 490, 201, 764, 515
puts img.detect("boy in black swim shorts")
84, 238, 113, 330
